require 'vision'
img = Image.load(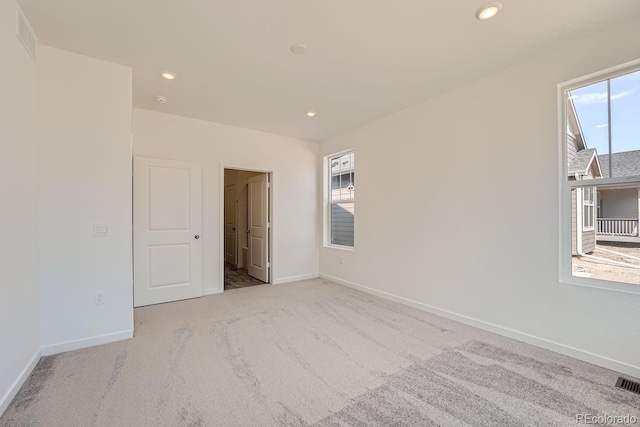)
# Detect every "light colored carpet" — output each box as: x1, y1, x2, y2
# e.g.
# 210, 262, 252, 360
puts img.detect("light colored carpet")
2, 279, 639, 426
